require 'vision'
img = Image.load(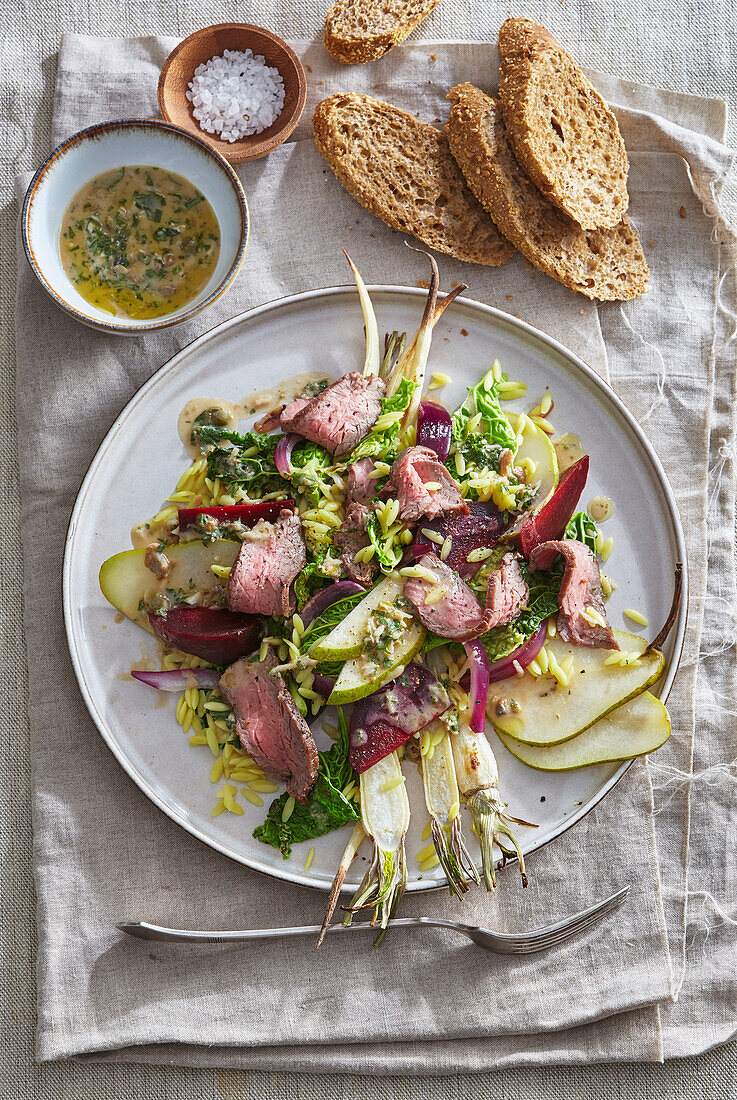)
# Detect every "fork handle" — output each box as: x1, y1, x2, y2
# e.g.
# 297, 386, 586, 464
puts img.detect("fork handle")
117, 916, 446, 944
